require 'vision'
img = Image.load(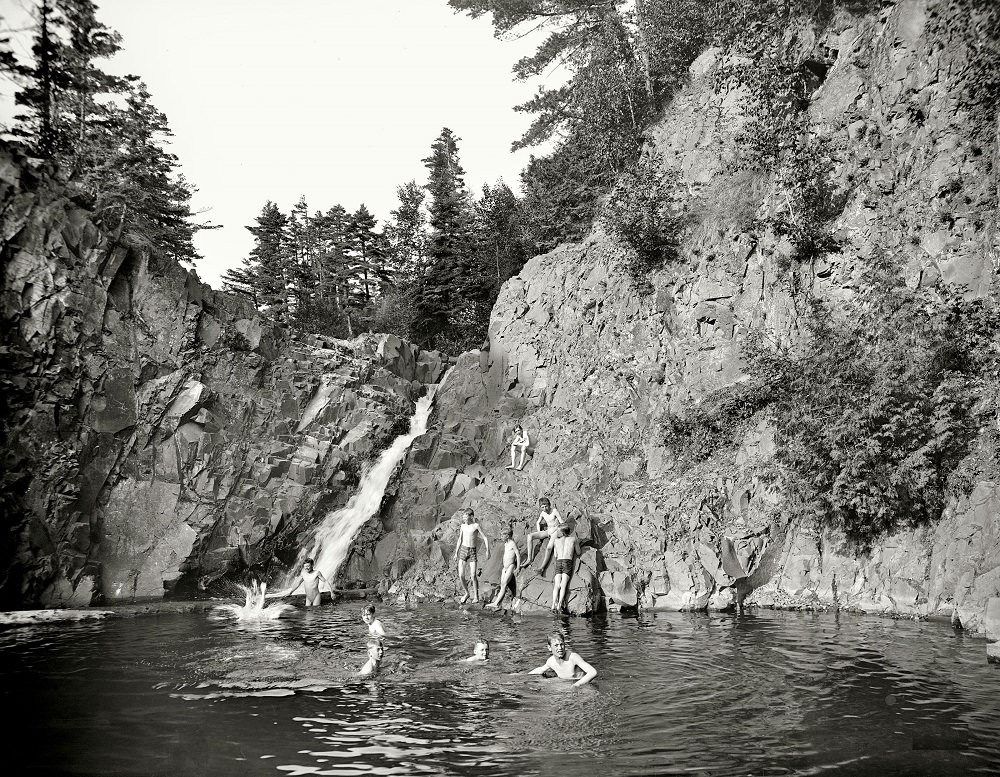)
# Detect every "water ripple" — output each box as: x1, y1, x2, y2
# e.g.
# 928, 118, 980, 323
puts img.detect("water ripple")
0, 603, 998, 775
